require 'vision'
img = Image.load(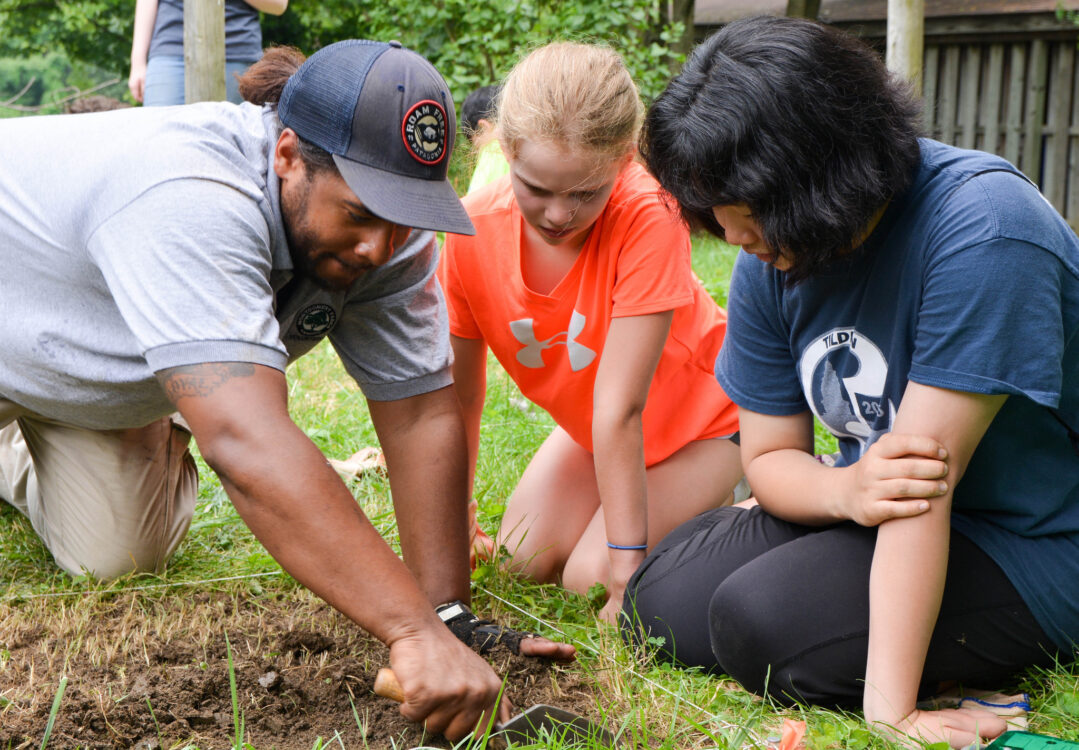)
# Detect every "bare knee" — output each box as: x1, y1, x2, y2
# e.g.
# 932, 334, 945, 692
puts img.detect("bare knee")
561, 540, 608, 596
497, 520, 564, 583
